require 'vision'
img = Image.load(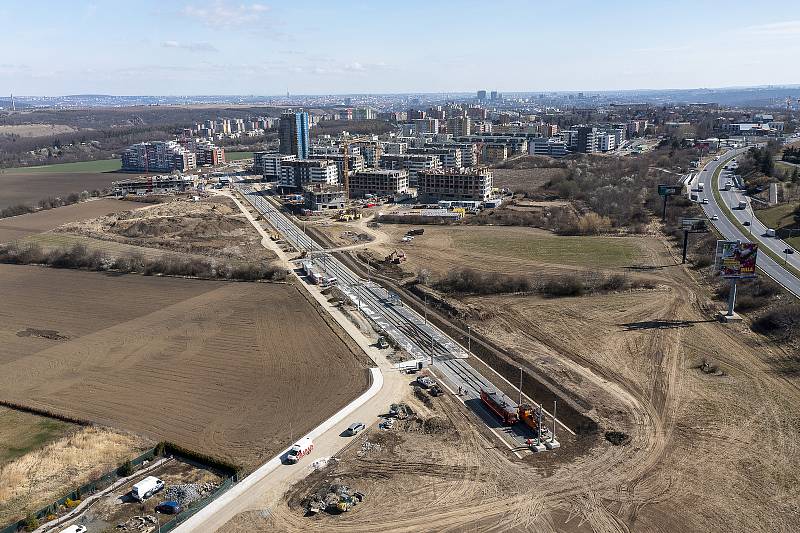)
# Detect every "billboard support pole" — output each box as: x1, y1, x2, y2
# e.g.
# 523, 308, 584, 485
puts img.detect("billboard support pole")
682, 229, 689, 264
726, 278, 737, 317
662, 195, 668, 222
